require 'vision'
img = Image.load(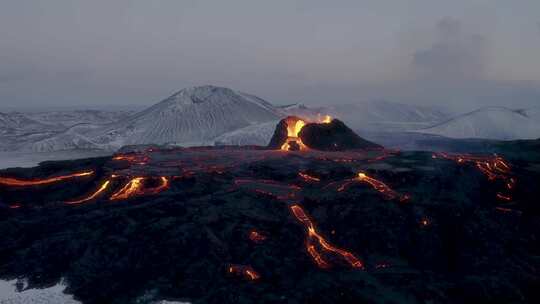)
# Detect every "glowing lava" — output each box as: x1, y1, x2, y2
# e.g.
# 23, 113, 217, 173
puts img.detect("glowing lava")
356, 172, 410, 202
320, 114, 332, 124
281, 117, 308, 151
248, 230, 267, 243
65, 180, 111, 205
334, 172, 409, 202
112, 153, 150, 165
298, 172, 321, 182
109, 177, 169, 201
289, 204, 364, 269
433, 152, 516, 201
0, 171, 94, 187
228, 264, 261, 281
